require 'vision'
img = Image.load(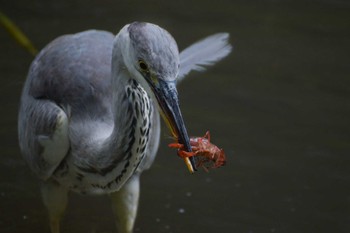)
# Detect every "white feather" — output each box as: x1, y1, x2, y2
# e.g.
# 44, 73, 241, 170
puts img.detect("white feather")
178, 33, 232, 82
